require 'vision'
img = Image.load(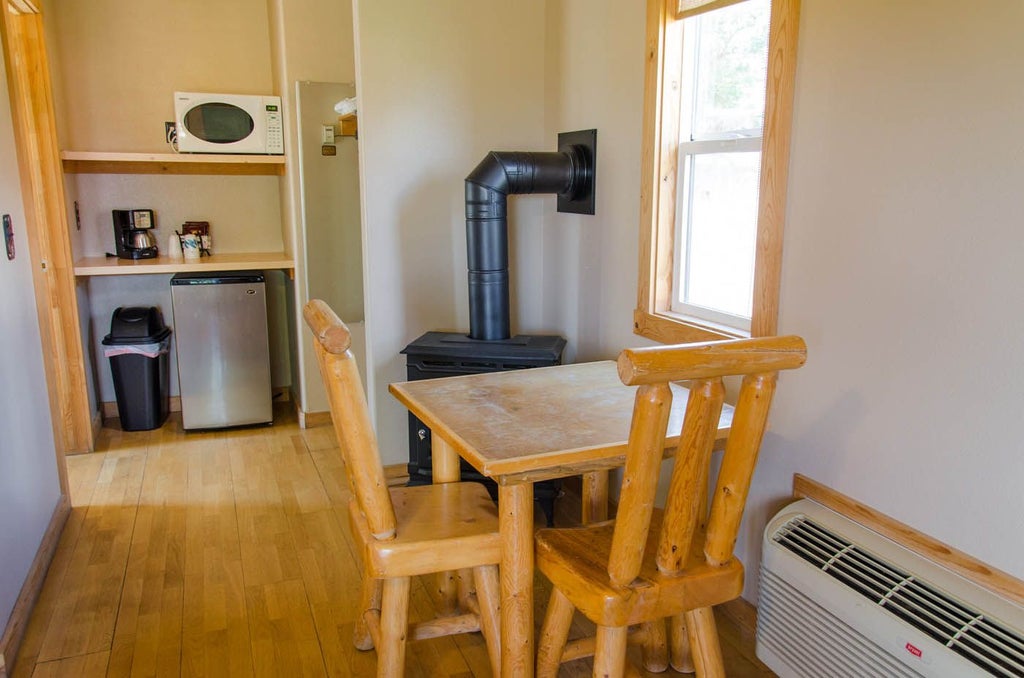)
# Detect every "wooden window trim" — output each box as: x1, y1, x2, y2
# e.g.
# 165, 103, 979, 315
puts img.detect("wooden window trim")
635, 0, 800, 343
